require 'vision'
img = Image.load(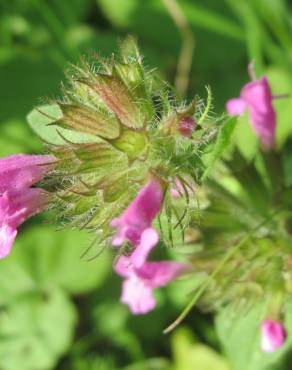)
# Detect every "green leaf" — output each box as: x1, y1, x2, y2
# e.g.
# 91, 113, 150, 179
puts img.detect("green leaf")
202, 117, 236, 181
0, 119, 41, 156
27, 104, 99, 145
171, 327, 230, 370
216, 301, 292, 370
0, 226, 111, 299
0, 288, 76, 370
